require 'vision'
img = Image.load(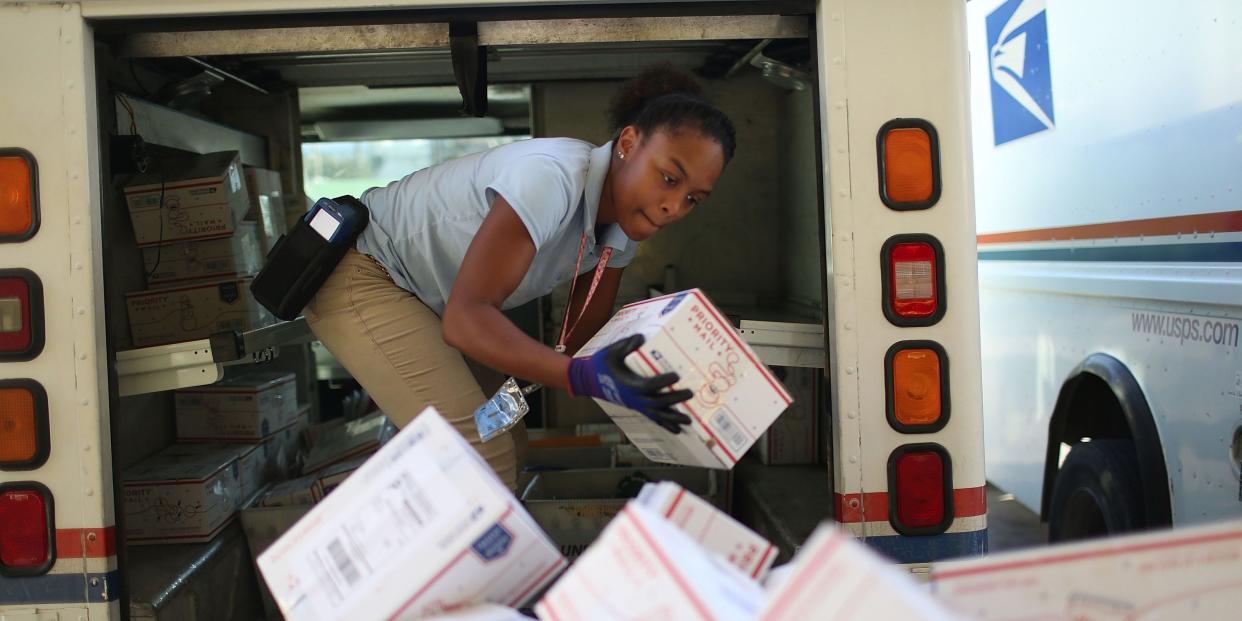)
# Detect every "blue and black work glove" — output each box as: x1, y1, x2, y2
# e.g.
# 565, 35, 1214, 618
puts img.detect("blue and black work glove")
566, 334, 694, 434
